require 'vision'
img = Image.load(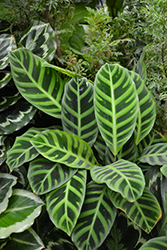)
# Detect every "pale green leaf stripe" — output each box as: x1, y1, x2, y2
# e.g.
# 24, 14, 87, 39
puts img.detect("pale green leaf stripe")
72, 182, 117, 250
31, 130, 97, 169
46, 170, 86, 236
0, 174, 17, 213
139, 143, 167, 165
0, 189, 43, 239
62, 77, 98, 146
91, 159, 145, 202
9, 48, 64, 118
129, 71, 156, 144
108, 188, 162, 233
6, 127, 43, 171
139, 236, 167, 250
28, 156, 77, 195
94, 63, 138, 156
